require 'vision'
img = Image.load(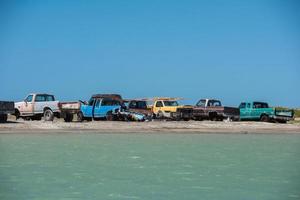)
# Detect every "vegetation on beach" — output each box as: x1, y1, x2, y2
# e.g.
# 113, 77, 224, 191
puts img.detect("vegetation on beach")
294, 109, 300, 118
